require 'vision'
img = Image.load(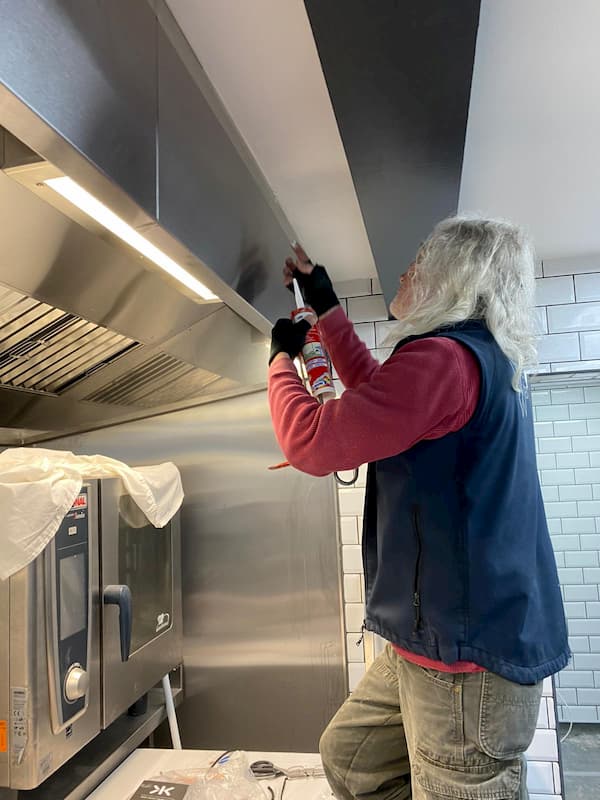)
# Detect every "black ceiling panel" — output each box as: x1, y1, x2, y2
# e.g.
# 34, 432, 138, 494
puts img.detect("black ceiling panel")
304, 1, 481, 305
